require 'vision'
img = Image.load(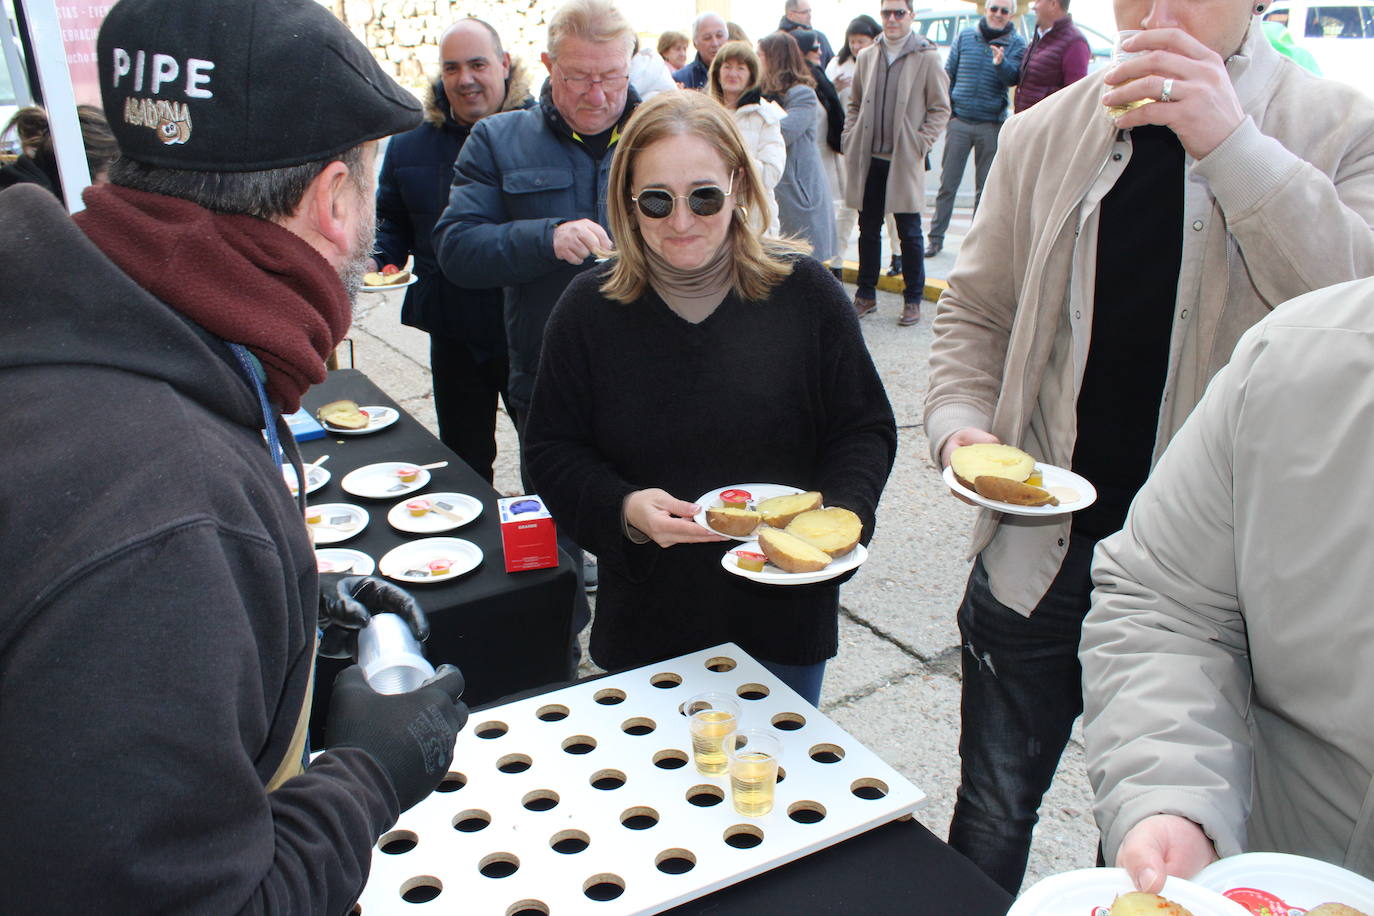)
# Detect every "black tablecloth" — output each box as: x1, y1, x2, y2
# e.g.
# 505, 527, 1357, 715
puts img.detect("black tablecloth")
300, 370, 577, 733
666, 816, 1011, 914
